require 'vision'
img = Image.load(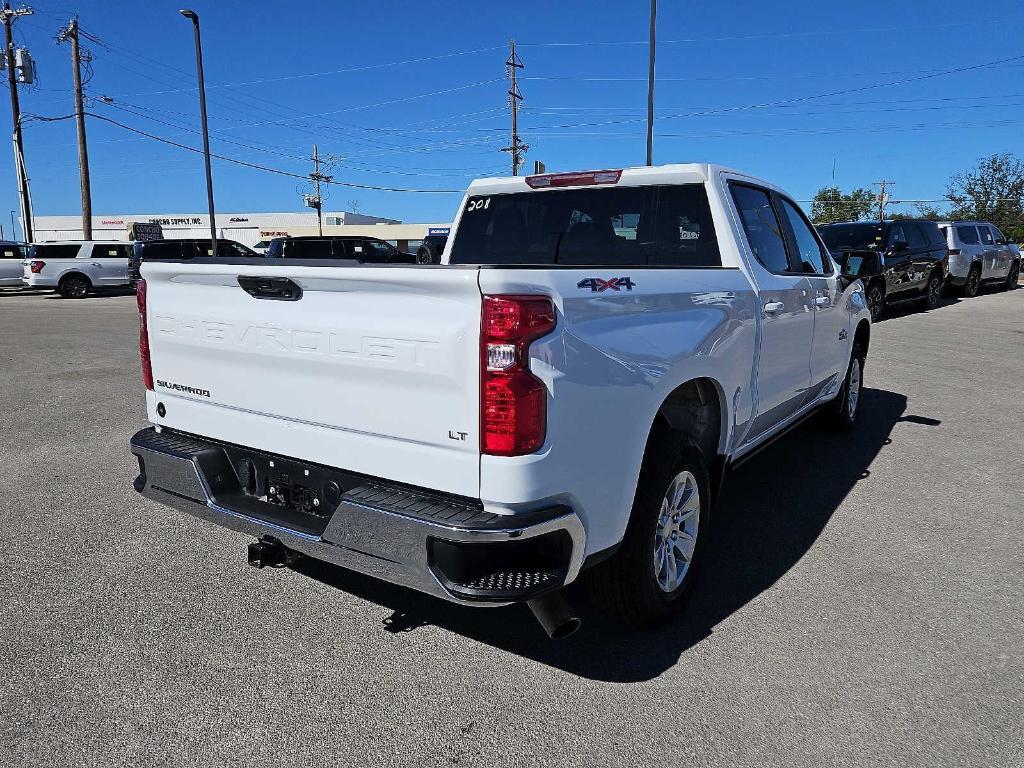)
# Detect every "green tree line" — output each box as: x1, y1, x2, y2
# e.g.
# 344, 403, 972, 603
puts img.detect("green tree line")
809, 153, 1024, 241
